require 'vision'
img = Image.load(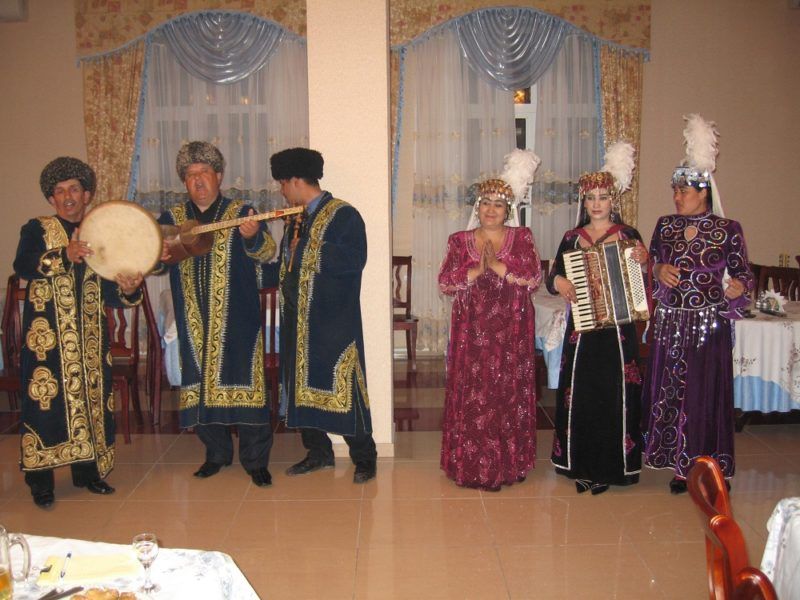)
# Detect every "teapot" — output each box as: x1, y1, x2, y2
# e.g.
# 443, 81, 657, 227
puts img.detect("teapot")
0, 525, 30, 600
